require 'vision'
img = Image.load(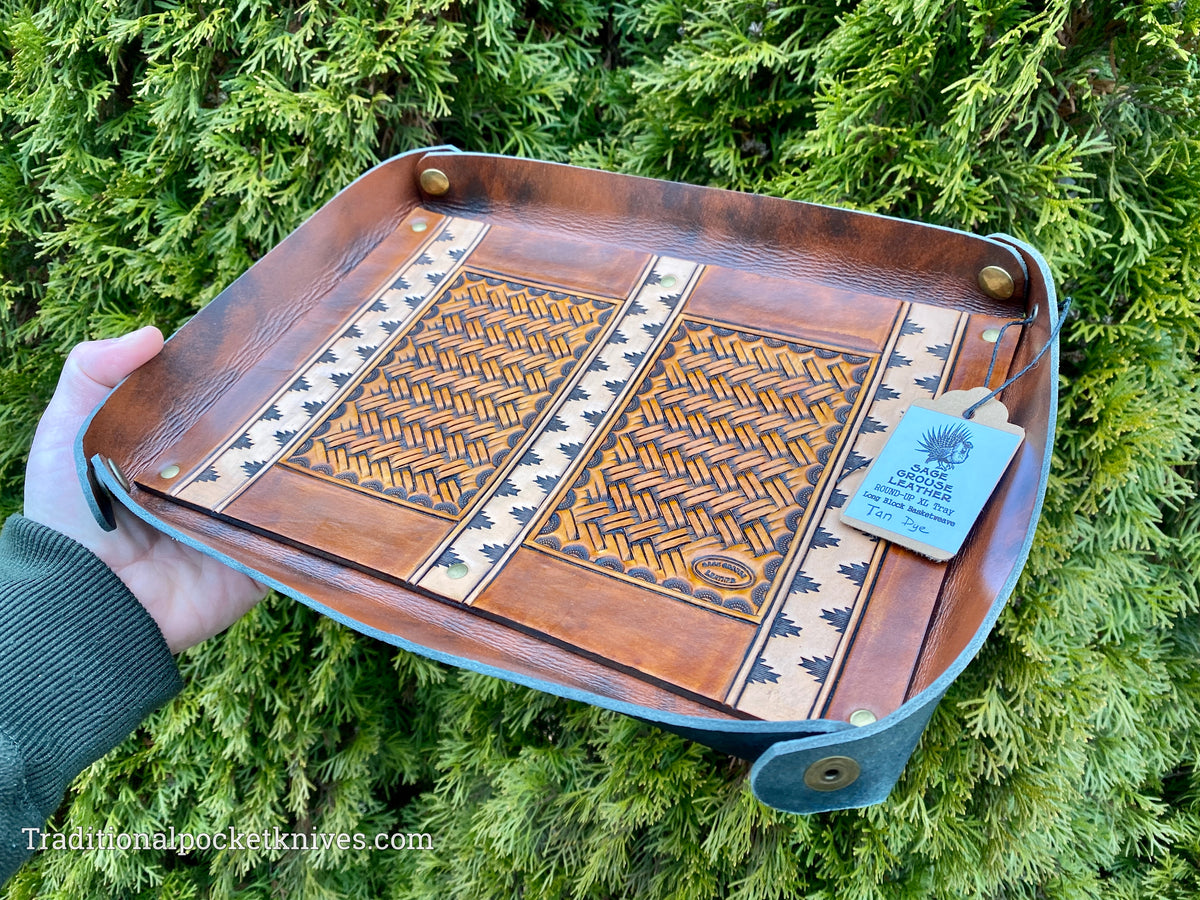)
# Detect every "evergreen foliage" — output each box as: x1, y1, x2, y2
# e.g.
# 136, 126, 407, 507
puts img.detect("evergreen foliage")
1, 0, 1198, 897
